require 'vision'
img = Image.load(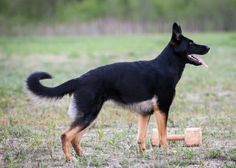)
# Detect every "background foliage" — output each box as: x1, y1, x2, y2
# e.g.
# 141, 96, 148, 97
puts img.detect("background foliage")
0, 0, 236, 35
